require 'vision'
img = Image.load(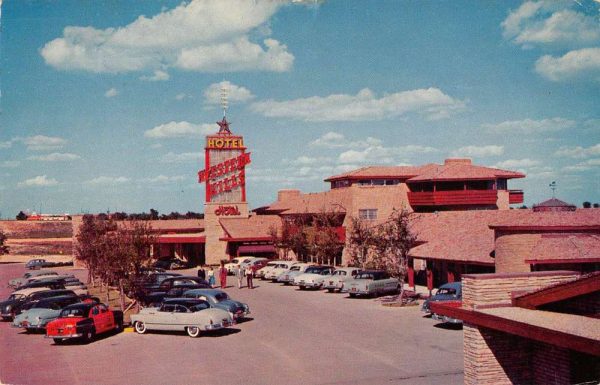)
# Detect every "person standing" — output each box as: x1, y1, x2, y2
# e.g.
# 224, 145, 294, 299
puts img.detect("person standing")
197, 265, 206, 280
245, 264, 254, 289
219, 262, 228, 289
236, 265, 244, 289
207, 267, 215, 287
